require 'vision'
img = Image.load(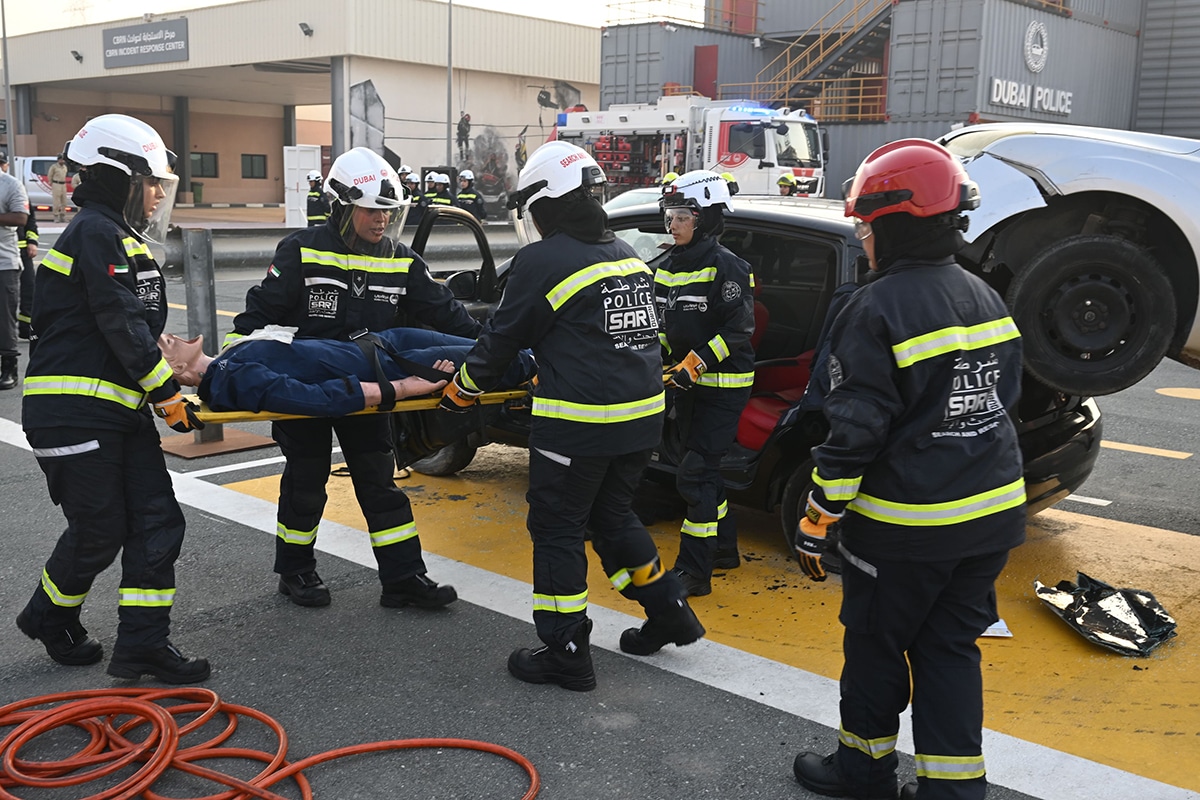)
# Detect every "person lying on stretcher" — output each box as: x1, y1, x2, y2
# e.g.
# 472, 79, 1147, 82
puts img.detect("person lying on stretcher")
159, 327, 537, 417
